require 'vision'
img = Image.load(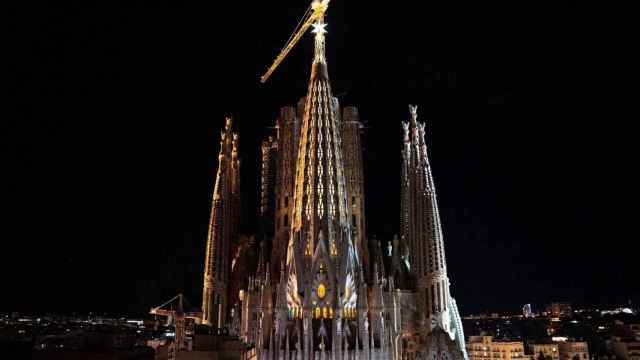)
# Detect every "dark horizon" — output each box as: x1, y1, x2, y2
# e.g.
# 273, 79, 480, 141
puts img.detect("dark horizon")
5, 1, 637, 317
